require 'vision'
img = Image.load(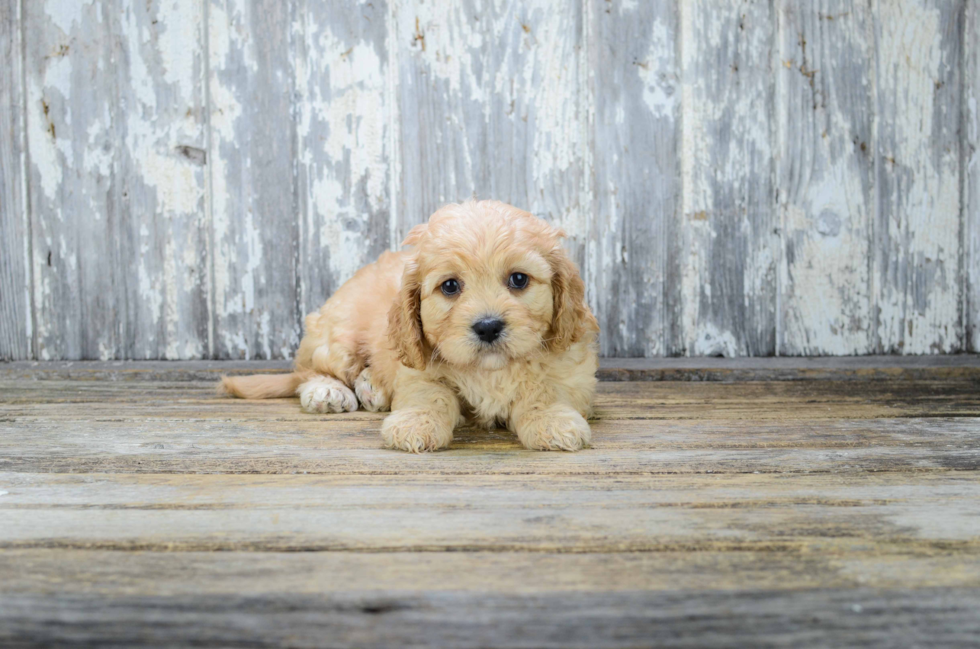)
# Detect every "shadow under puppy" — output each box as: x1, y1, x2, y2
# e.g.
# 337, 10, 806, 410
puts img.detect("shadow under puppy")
221, 200, 599, 452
